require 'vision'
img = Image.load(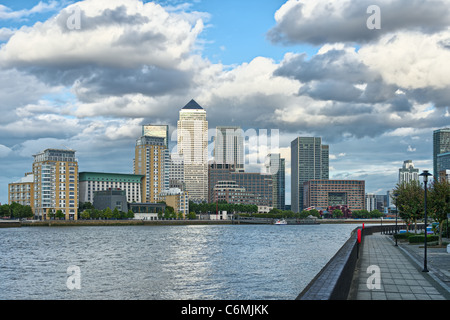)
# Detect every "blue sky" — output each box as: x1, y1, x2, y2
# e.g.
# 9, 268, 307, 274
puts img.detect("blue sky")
0, 0, 449, 206
163, 0, 318, 65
